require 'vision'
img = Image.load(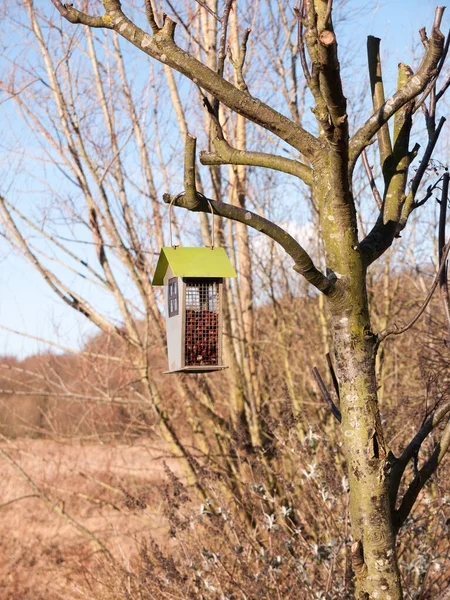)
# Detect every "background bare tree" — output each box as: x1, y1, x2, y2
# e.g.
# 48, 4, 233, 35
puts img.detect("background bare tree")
0, 0, 450, 598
